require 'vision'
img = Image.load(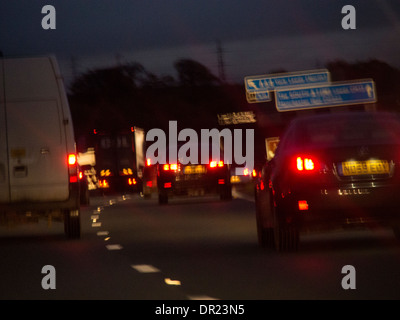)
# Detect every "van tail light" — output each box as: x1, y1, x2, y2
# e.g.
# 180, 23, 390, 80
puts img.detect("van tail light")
68, 154, 77, 166
295, 156, 318, 172
68, 153, 78, 183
